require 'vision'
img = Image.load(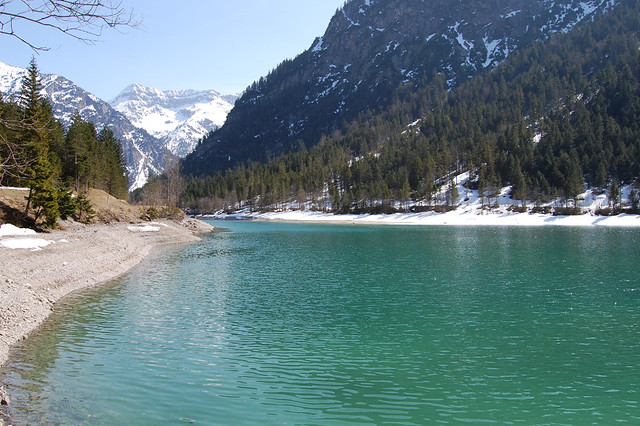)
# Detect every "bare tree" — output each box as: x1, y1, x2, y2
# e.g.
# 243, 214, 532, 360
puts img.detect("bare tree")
165, 155, 184, 208
0, 0, 139, 51
0, 118, 32, 183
